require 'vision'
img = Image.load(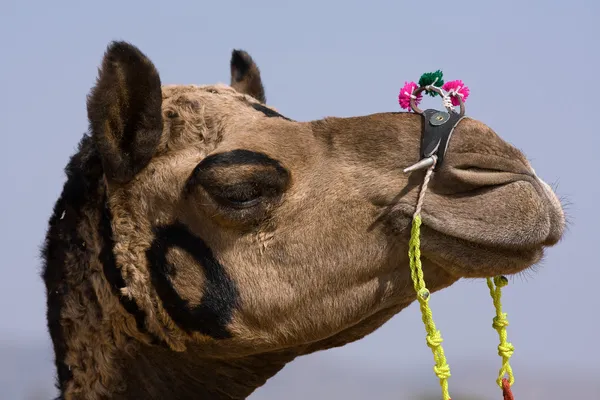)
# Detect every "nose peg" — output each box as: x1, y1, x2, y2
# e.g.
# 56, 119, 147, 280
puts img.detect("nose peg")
403, 156, 437, 174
